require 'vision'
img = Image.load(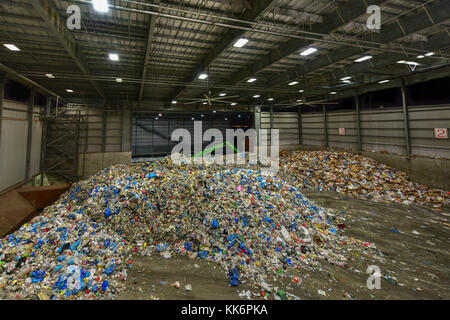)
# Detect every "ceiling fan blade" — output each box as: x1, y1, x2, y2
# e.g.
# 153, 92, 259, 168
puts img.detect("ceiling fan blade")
213, 95, 240, 100
184, 100, 202, 105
